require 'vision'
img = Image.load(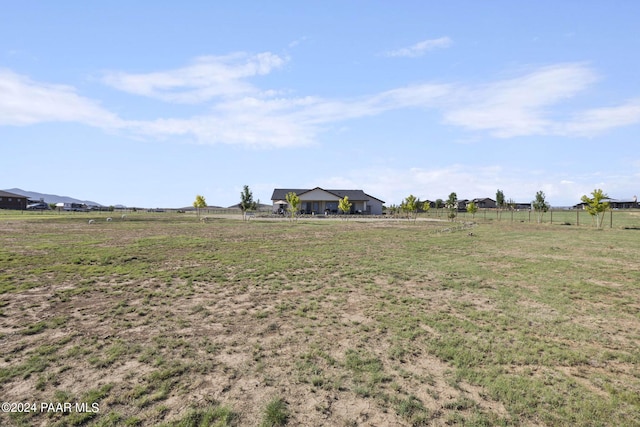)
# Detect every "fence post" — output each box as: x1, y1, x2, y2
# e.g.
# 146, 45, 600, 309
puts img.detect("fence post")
550, 210, 553, 224
577, 209, 579, 226
610, 209, 613, 228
